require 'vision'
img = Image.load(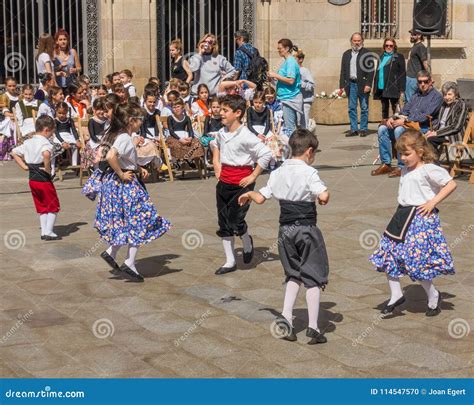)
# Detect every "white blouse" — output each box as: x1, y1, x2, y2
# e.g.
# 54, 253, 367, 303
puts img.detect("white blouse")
112, 133, 138, 170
